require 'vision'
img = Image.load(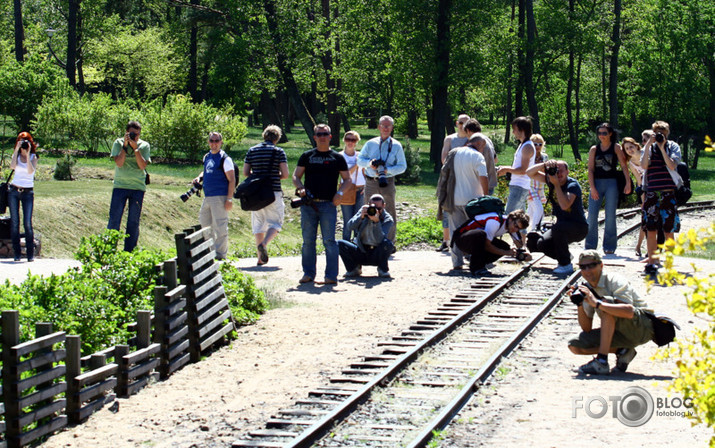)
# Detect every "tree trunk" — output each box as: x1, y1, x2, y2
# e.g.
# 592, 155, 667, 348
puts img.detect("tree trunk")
505, 0, 517, 143
601, 45, 607, 121
707, 53, 715, 141
608, 0, 622, 127
13, 0, 24, 62
524, 0, 540, 132
66, 0, 80, 87
430, 0, 452, 172
188, 0, 199, 101
566, 0, 579, 160
575, 55, 583, 144
515, 0, 525, 118
407, 110, 418, 139
319, 0, 341, 146
263, 0, 316, 144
